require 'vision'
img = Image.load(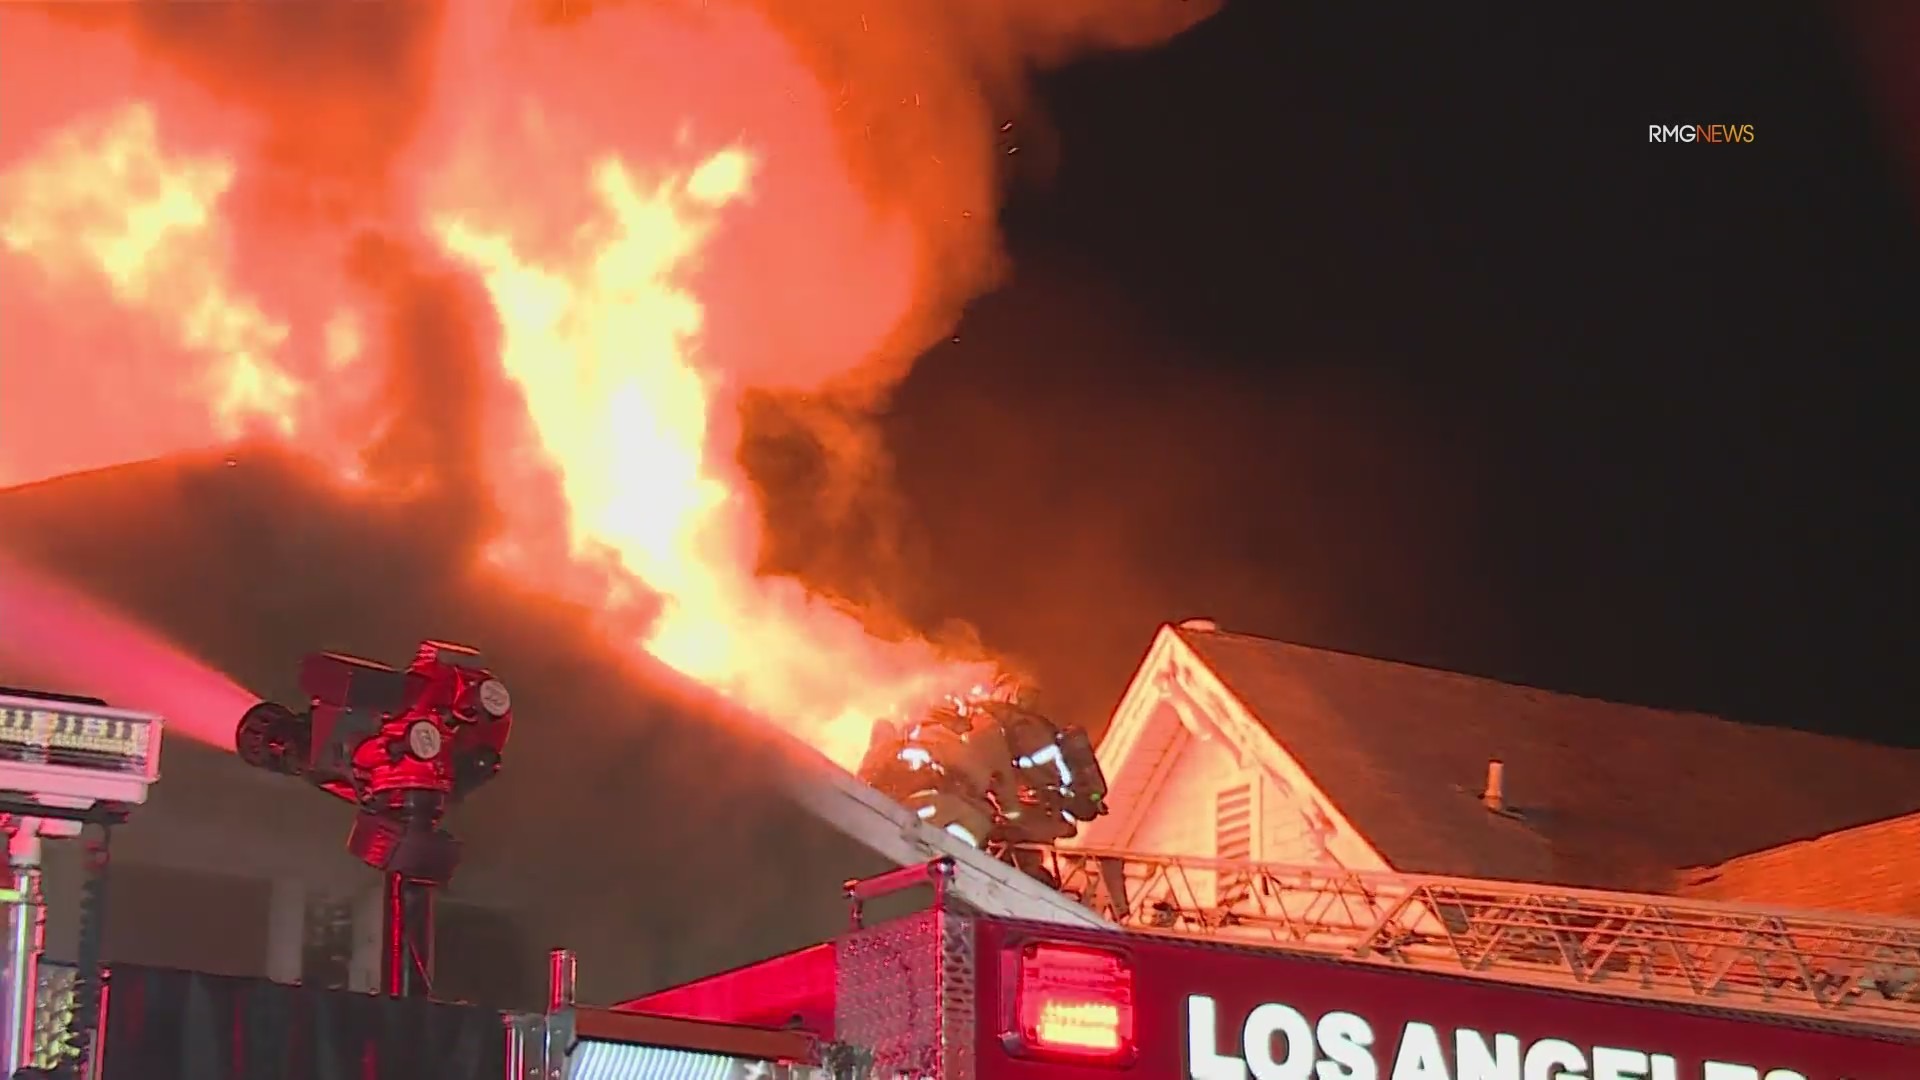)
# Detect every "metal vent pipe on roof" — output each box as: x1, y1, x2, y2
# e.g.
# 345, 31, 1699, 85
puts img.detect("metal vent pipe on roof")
1482, 759, 1505, 812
